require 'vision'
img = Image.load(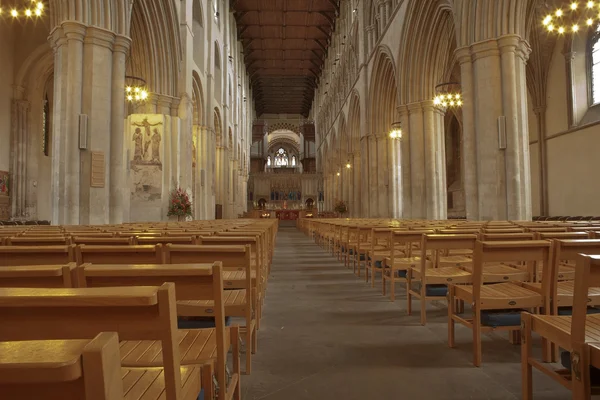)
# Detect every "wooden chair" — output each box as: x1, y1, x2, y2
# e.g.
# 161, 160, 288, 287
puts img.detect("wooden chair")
74, 244, 163, 265
135, 236, 197, 245
5, 236, 71, 246
72, 237, 134, 246
449, 240, 551, 366
0, 283, 202, 400
164, 244, 256, 374
522, 254, 600, 399
0, 245, 75, 266
0, 263, 76, 288
366, 228, 396, 286
382, 231, 431, 301
407, 234, 477, 325
0, 332, 124, 400
76, 262, 240, 400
